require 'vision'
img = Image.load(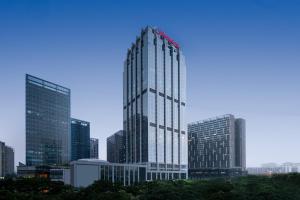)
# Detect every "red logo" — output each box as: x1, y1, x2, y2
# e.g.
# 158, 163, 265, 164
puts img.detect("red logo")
156, 29, 180, 49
